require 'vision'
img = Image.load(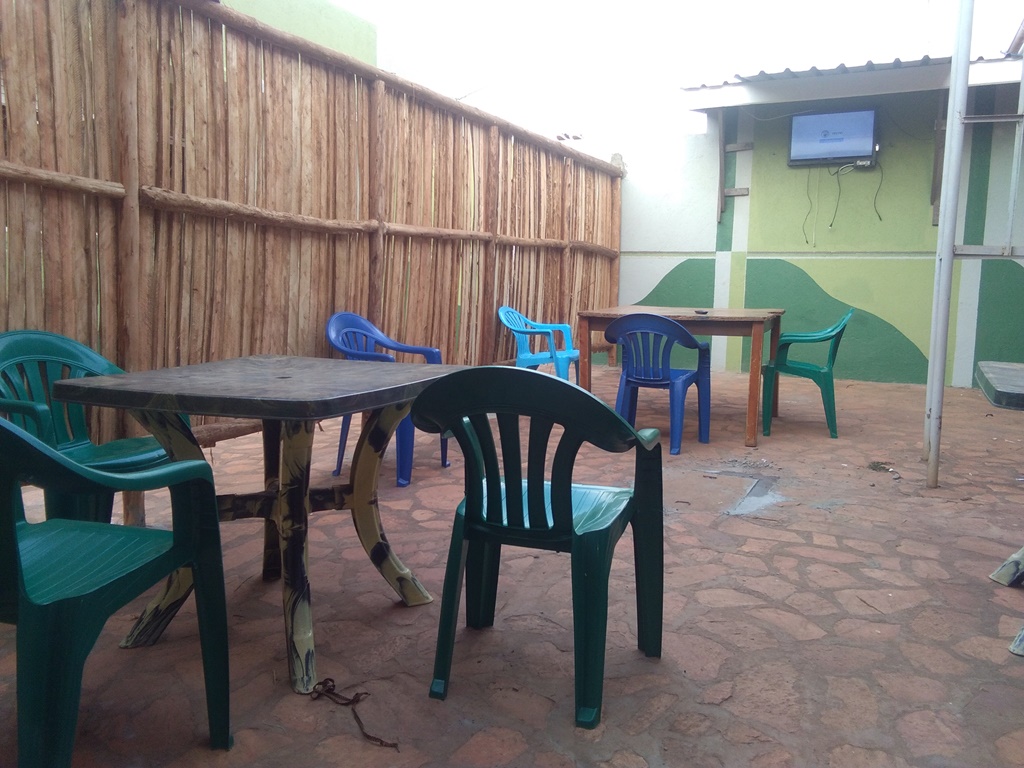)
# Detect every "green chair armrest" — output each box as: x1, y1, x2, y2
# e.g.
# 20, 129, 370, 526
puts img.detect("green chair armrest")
634, 427, 662, 451
0, 397, 57, 444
